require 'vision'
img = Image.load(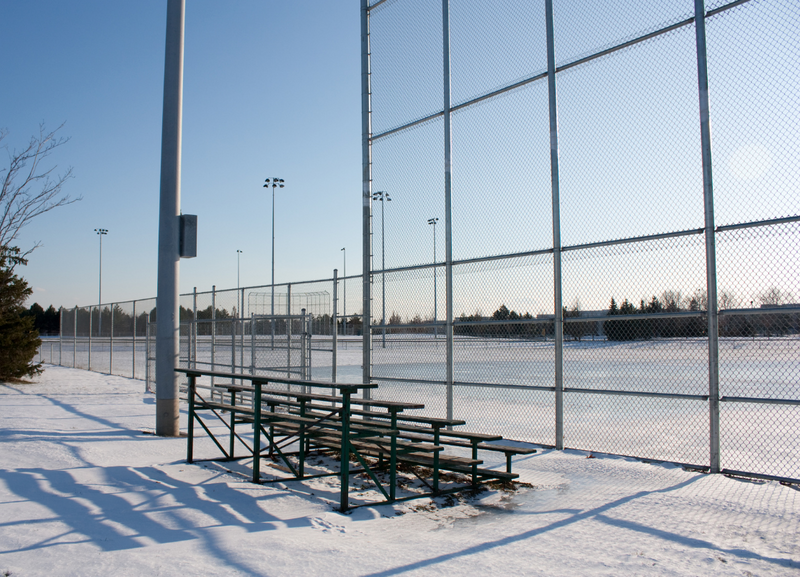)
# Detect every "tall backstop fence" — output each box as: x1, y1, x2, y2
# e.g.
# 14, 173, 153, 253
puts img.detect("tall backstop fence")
359, 0, 799, 482
36, 0, 798, 484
